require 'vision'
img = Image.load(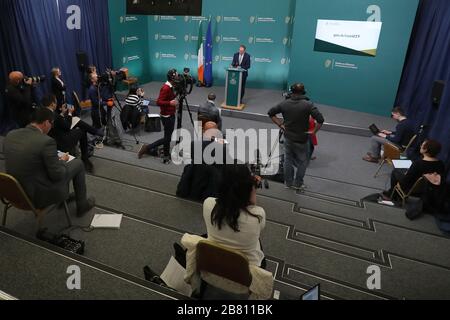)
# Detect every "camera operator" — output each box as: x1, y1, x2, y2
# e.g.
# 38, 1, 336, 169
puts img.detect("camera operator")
88, 72, 107, 129
5, 71, 36, 128
268, 83, 324, 191
138, 69, 179, 164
